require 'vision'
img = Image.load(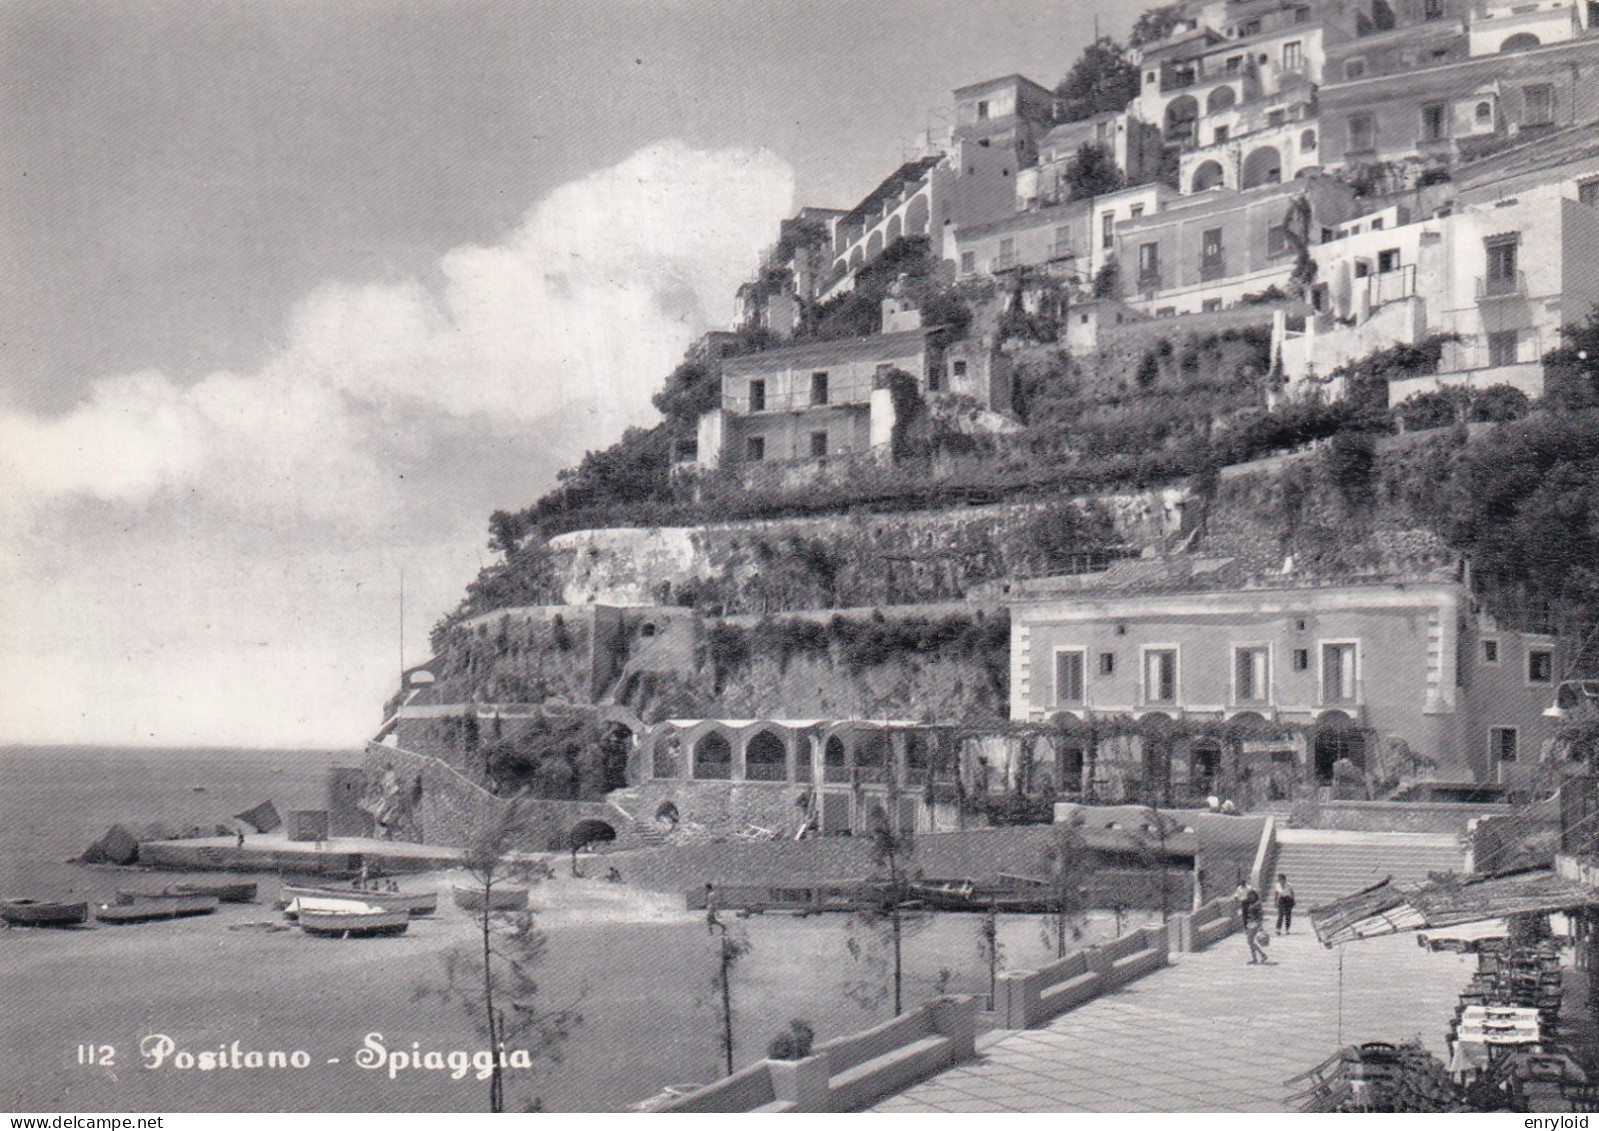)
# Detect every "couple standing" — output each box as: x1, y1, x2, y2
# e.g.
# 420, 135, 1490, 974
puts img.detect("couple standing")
1235, 874, 1296, 964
